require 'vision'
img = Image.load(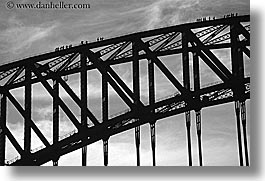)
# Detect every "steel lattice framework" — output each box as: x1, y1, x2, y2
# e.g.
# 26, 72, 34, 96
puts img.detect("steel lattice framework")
0, 15, 250, 166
